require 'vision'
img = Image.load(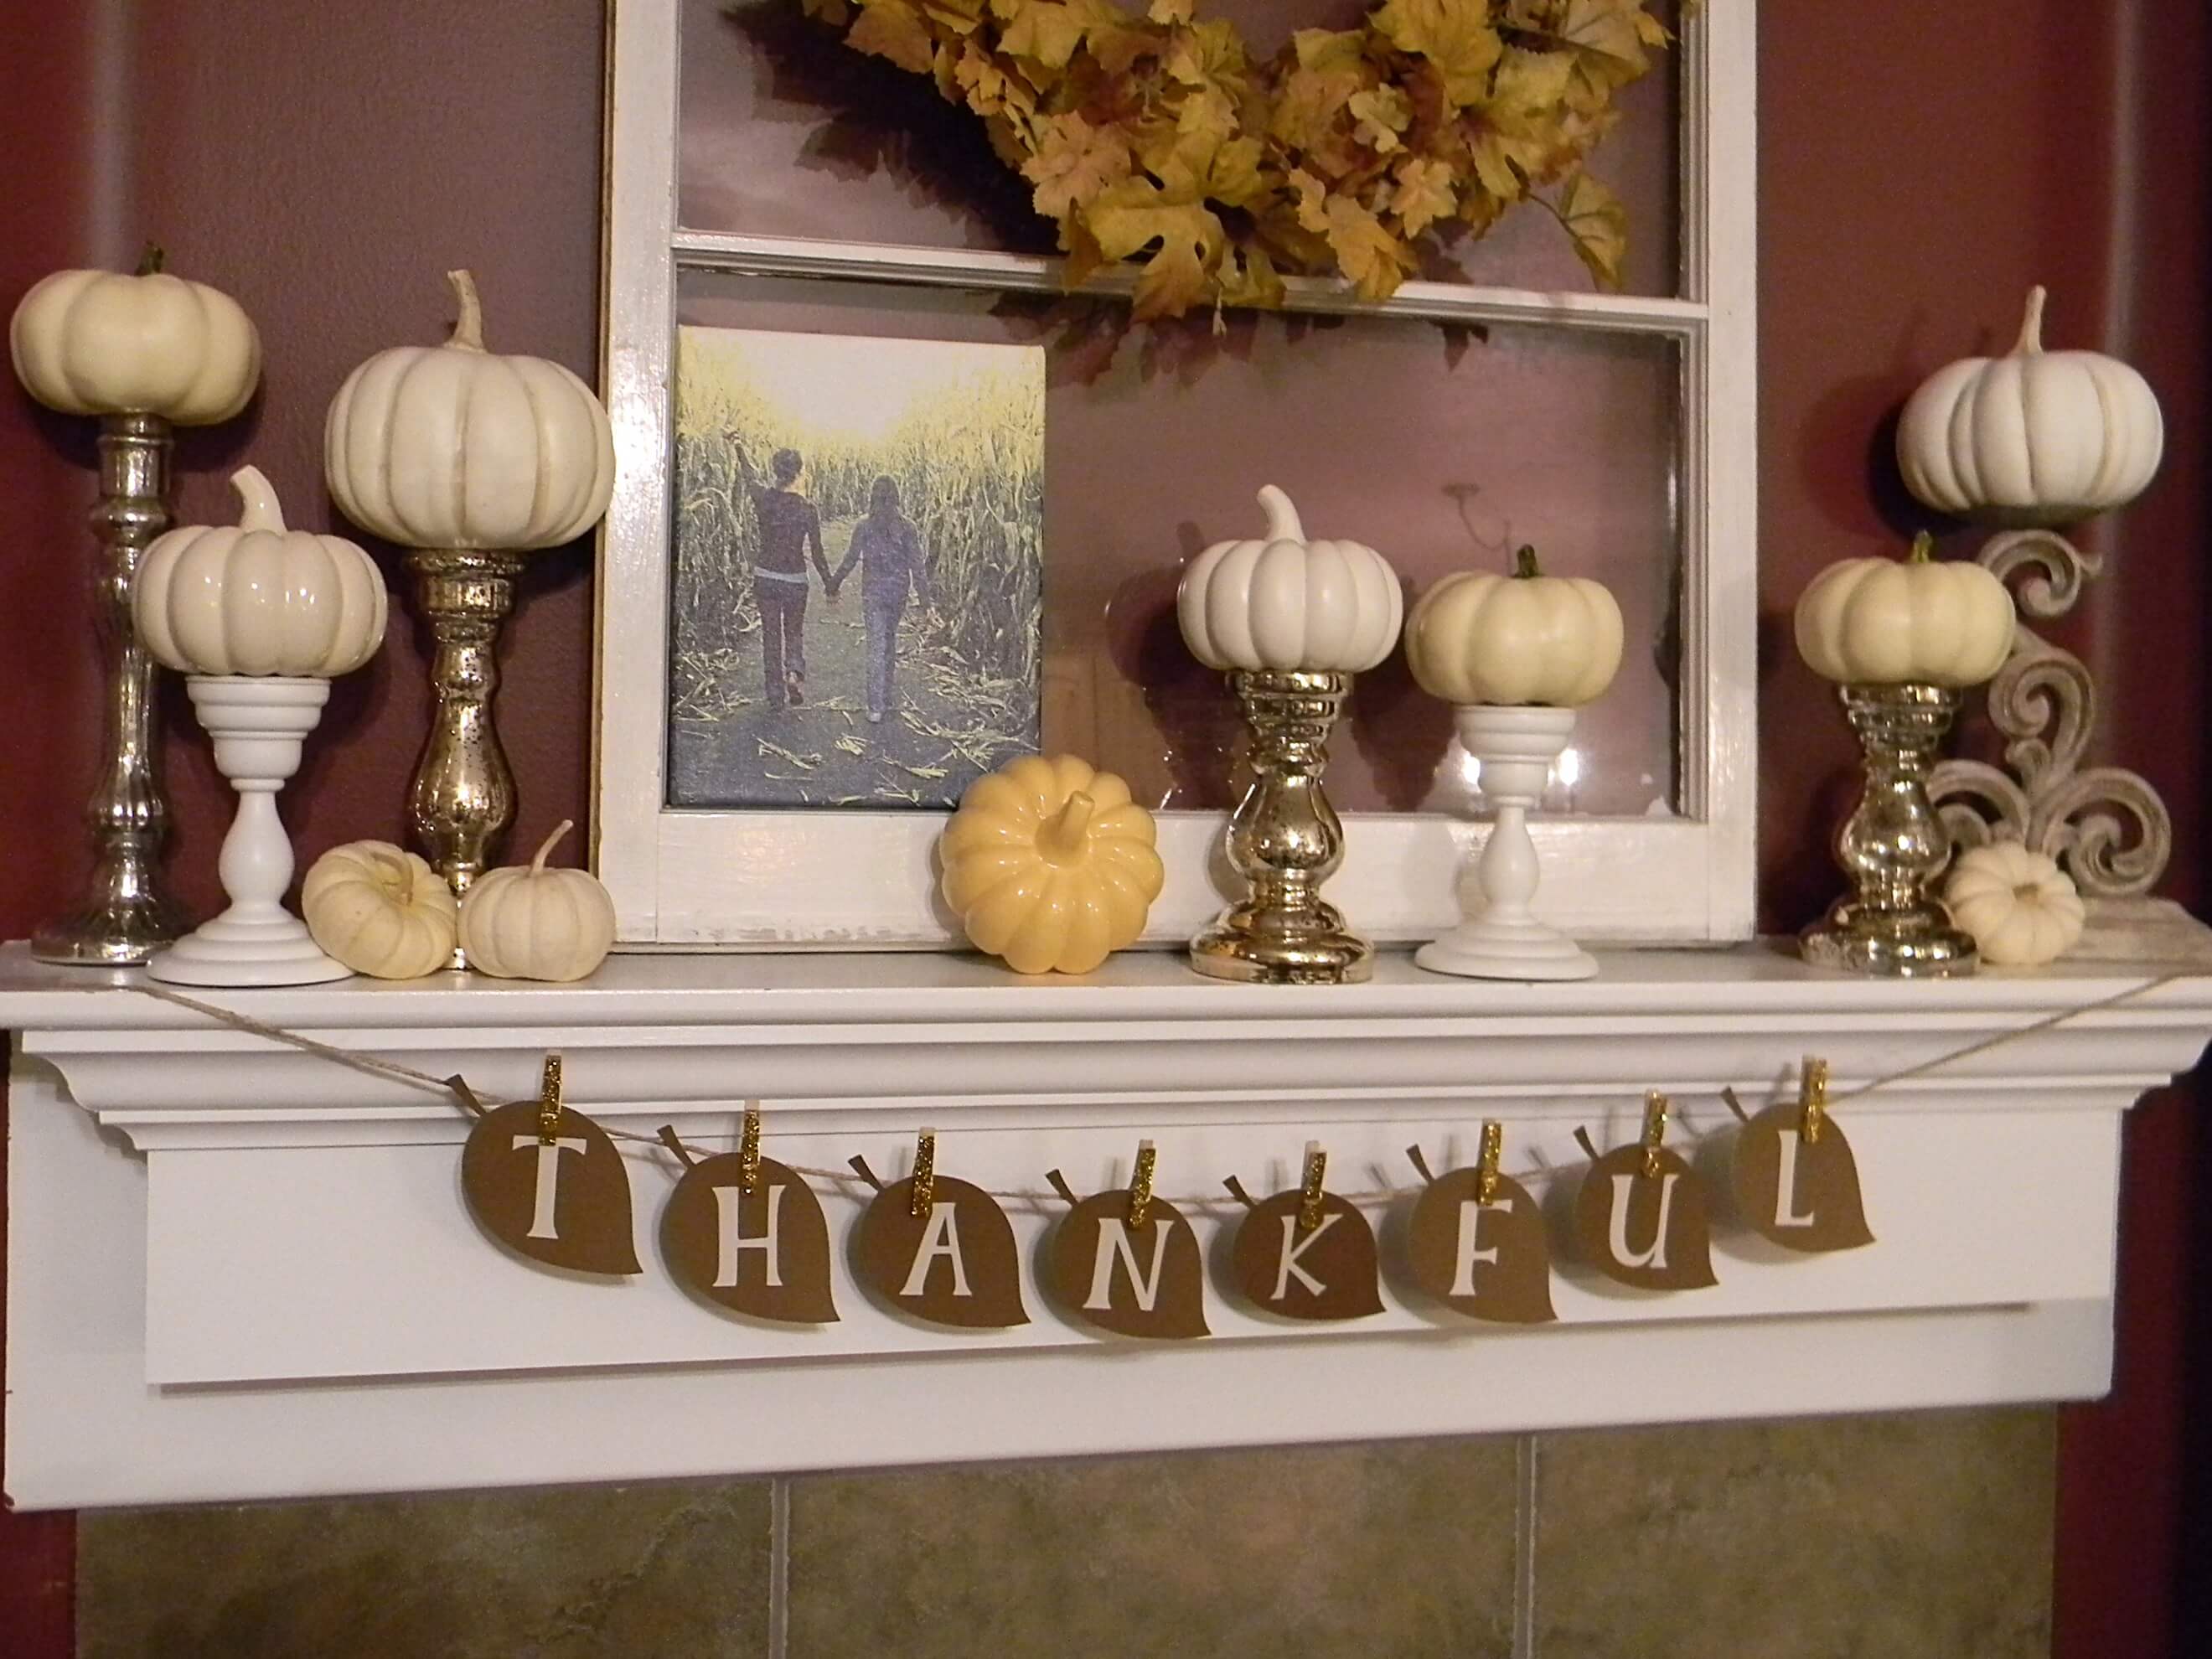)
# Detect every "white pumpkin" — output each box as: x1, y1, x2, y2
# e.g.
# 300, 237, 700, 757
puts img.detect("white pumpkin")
1176, 485, 1403, 673
1944, 841, 2085, 967
1898, 286, 2163, 524
135, 466, 388, 677
302, 841, 458, 979
1793, 532, 2016, 688
1405, 545, 1624, 707
457, 820, 617, 981
323, 269, 614, 551
10, 247, 261, 424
